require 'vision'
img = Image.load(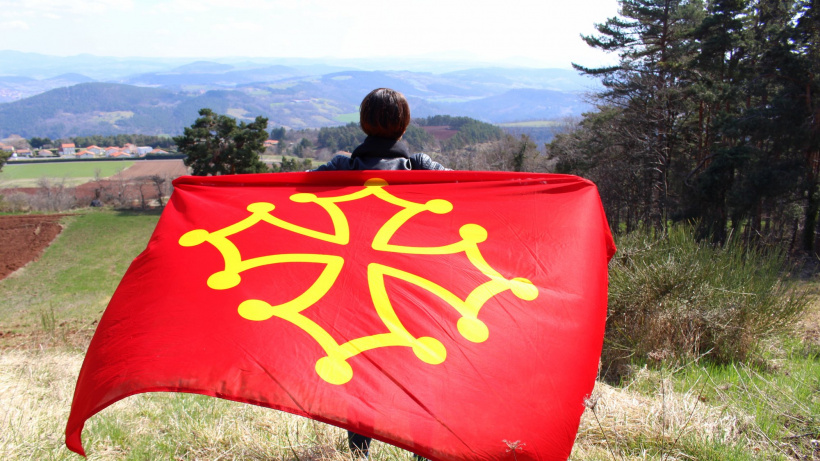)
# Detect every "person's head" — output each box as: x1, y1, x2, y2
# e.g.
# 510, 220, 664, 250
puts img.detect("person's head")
359, 88, 411, 140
